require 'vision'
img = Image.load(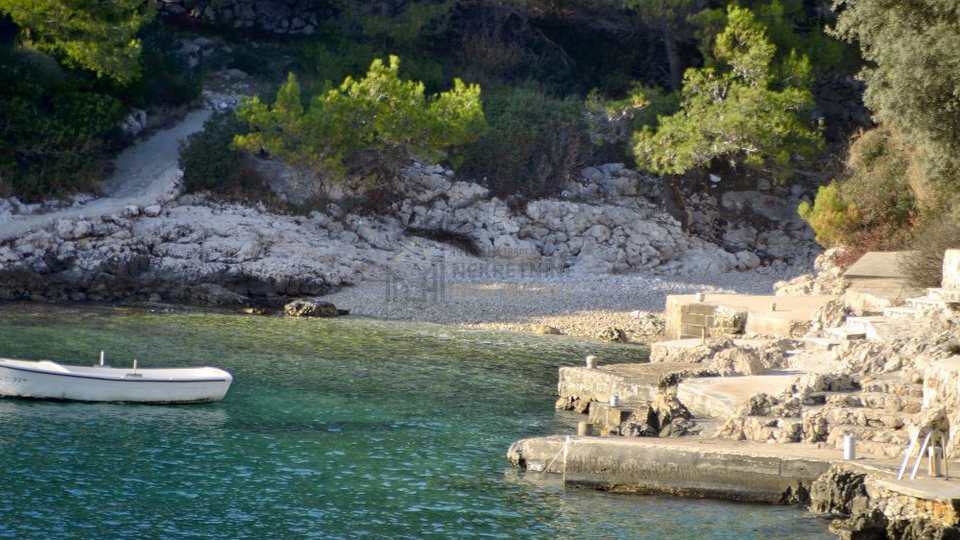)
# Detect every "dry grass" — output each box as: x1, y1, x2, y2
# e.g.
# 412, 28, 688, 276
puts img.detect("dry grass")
900, 215, 960, 287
